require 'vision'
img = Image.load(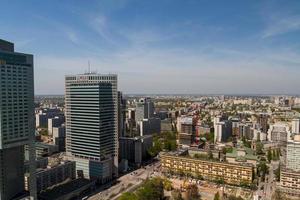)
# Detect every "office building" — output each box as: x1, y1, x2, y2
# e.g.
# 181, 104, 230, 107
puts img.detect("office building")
48, 116, 64, 135
214, 120, 232, 143
139, 118, 161, 136
35, 108, 63, 128
52, 125, 66, 152
267, 123, 291, 144
65, 73, 118, 181
257, 114, 269, 133
0, 39, 36, 199
118, 91, 126, 137
135, 97, 154, 122
119, 135, 153, 167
